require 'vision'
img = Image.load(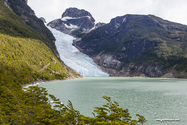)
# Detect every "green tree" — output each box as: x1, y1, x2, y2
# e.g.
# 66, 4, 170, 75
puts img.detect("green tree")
92, 96, 137, 124
136, 114, 147, 125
